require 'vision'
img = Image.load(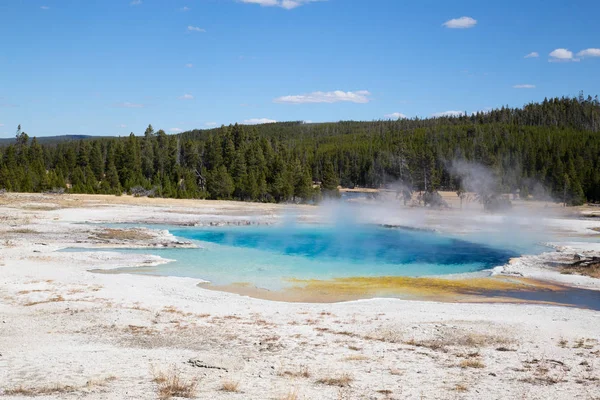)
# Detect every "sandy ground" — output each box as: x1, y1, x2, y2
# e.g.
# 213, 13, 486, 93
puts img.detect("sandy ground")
0, 193, 599, 400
